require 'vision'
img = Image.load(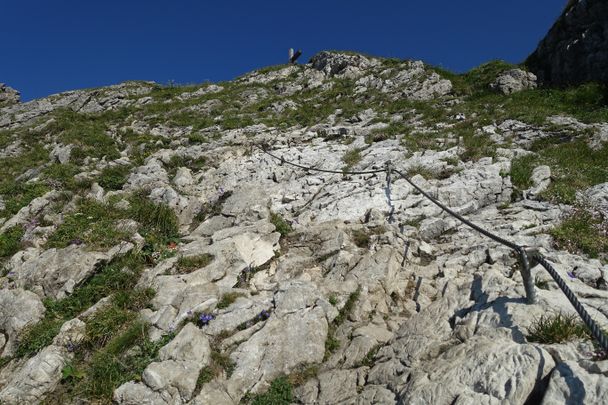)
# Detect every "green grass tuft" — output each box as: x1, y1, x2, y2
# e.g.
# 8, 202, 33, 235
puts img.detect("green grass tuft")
248, 376, 293, 405
527, 312, 591, 344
